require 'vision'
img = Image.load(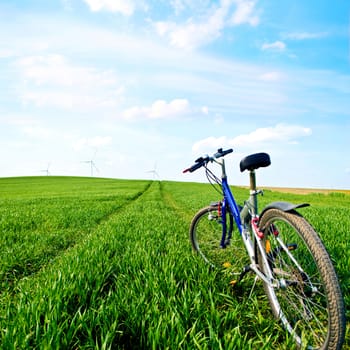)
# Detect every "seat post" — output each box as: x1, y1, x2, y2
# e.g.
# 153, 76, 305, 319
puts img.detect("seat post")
249, 170, 257, 191
249, 170, 258, 216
